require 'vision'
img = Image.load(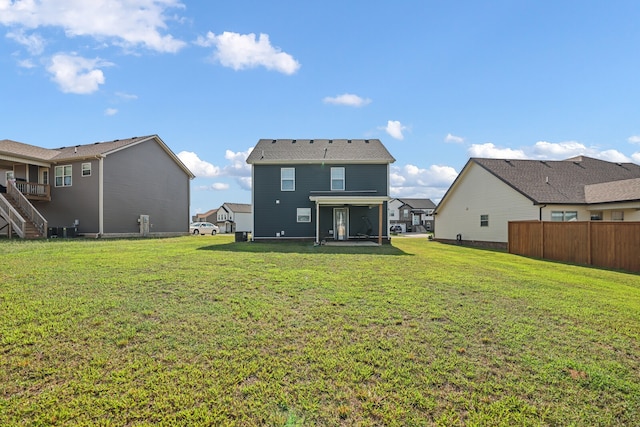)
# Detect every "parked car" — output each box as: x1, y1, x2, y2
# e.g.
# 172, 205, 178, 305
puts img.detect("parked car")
189, 222, 219, 235
390, 224, 403, 233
